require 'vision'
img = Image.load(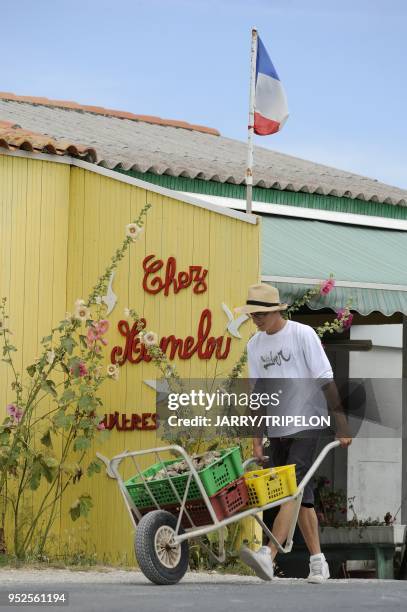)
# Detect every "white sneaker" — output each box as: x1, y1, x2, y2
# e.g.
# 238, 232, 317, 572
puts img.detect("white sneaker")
307, 553, 330, 583
239, 546, 274, 581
